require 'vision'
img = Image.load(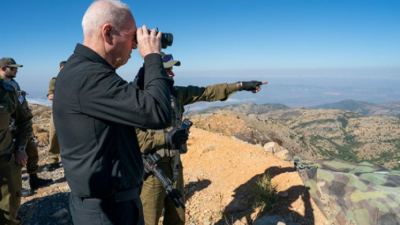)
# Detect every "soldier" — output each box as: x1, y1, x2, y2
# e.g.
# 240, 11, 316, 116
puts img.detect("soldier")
43, 61, 65, 171
136, 52, 268, 225
0, 57, 33, 225
4, 59, 53, 196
